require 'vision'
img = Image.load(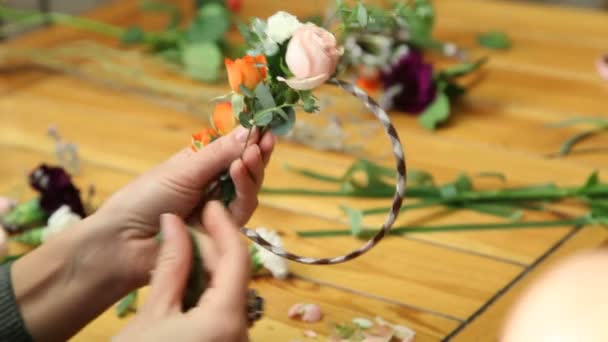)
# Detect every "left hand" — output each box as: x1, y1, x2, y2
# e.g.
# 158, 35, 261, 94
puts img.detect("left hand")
83, 127, 275, 290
